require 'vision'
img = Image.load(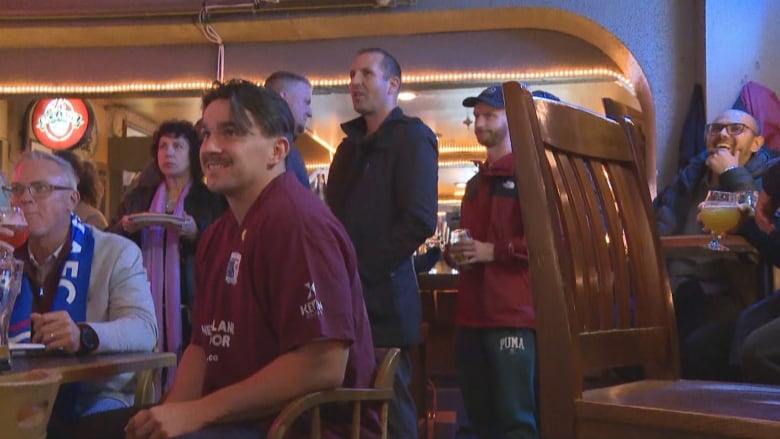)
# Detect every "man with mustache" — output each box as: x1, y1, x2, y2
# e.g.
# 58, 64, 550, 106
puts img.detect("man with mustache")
326, 47, 438, 438
123, 80, 380, 438
654, 109, 777, 380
